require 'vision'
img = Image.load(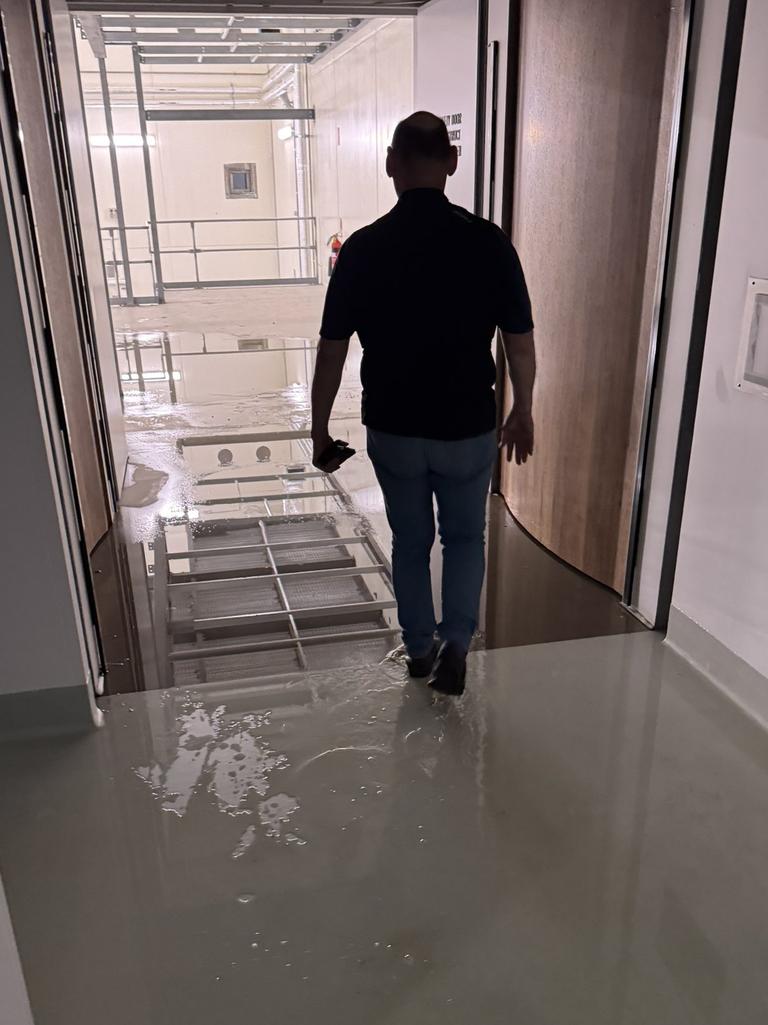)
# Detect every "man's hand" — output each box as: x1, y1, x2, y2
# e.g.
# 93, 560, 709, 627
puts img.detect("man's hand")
312, 432, 343, 472
499, 405, 534, 465
310, 337, 349, 471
